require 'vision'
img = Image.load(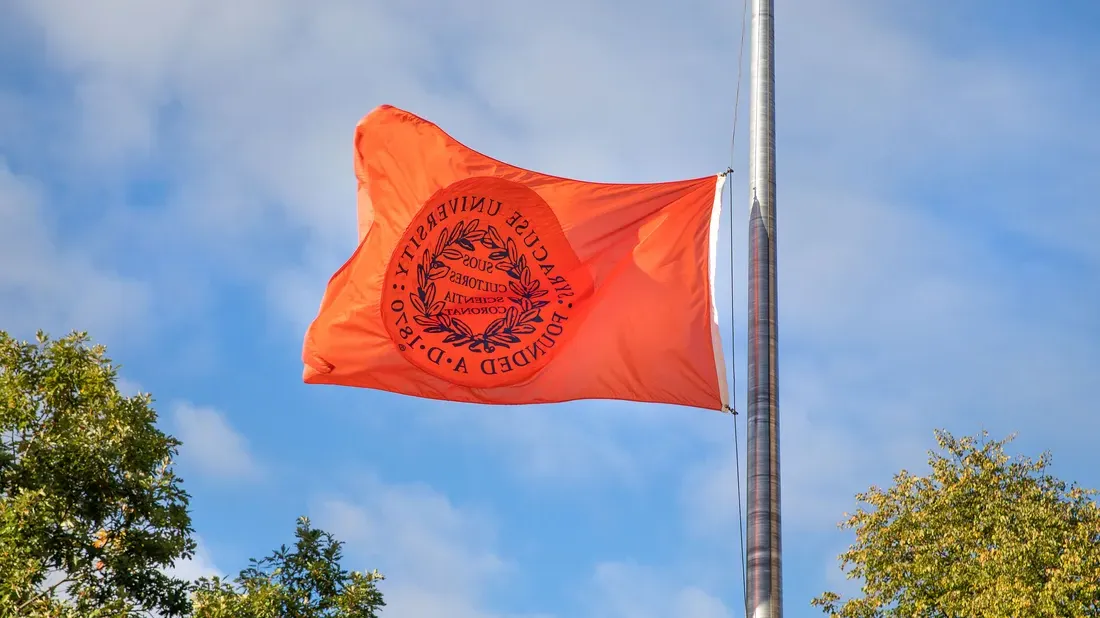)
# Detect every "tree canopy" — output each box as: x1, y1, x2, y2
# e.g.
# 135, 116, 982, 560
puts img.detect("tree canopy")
1, 331, 195, 617
1, 330, 388, 616
813, 429, 1100, 617
191, 516, 385, 618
